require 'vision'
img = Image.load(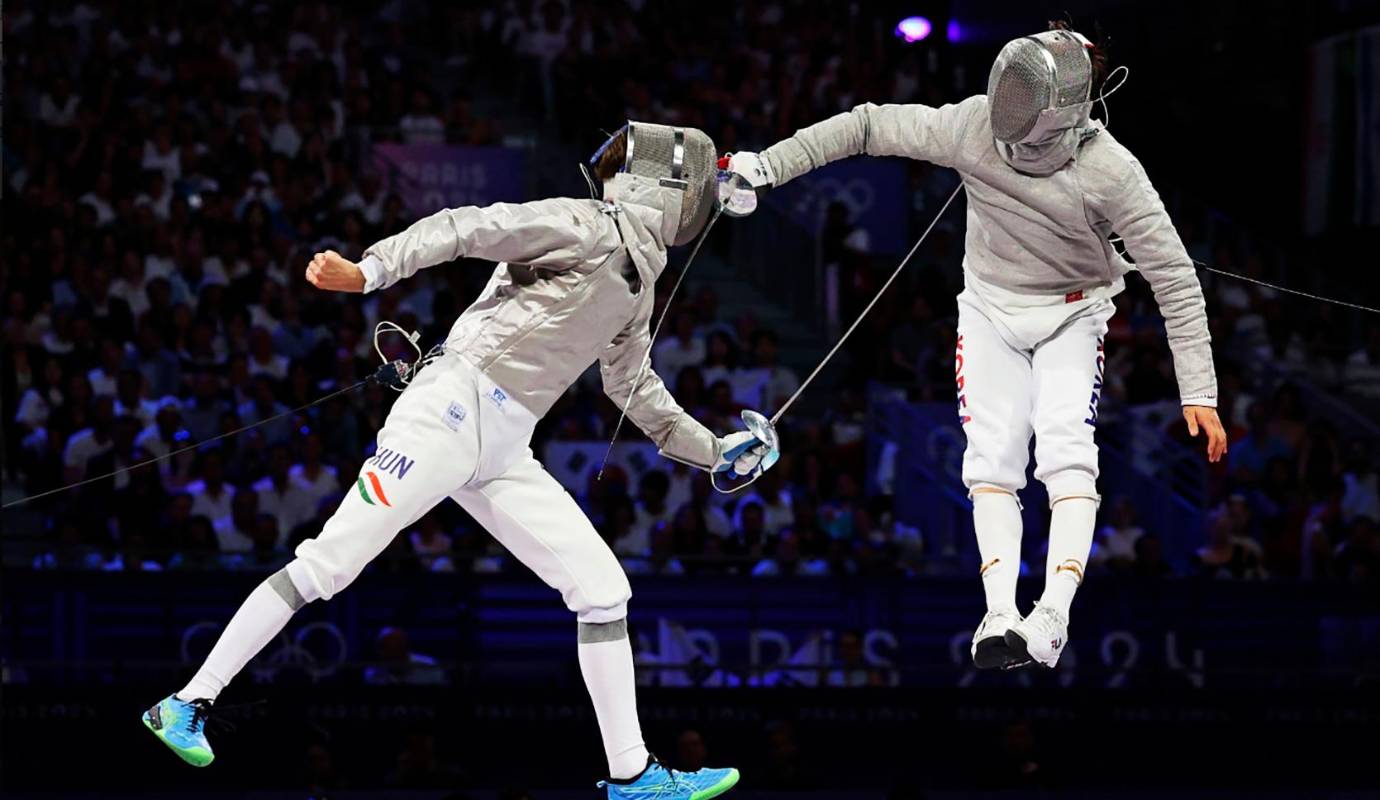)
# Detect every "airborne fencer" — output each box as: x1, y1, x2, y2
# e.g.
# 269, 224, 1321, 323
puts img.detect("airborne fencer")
729, 22, 1228, 670
142, 122, 770, 799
